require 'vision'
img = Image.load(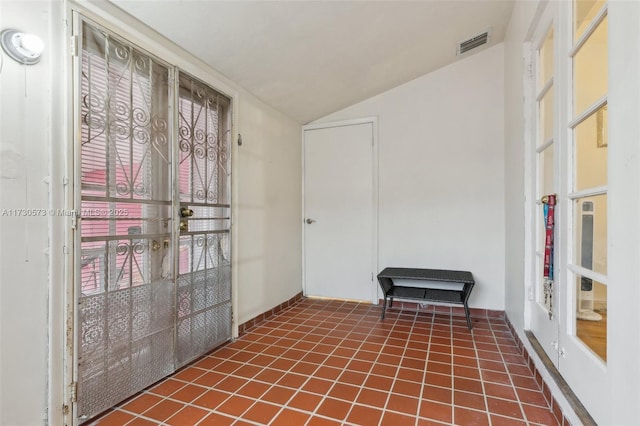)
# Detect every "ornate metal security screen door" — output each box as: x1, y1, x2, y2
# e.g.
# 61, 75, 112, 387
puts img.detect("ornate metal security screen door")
75, 19, 232, 422
175, 74, 232, 367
